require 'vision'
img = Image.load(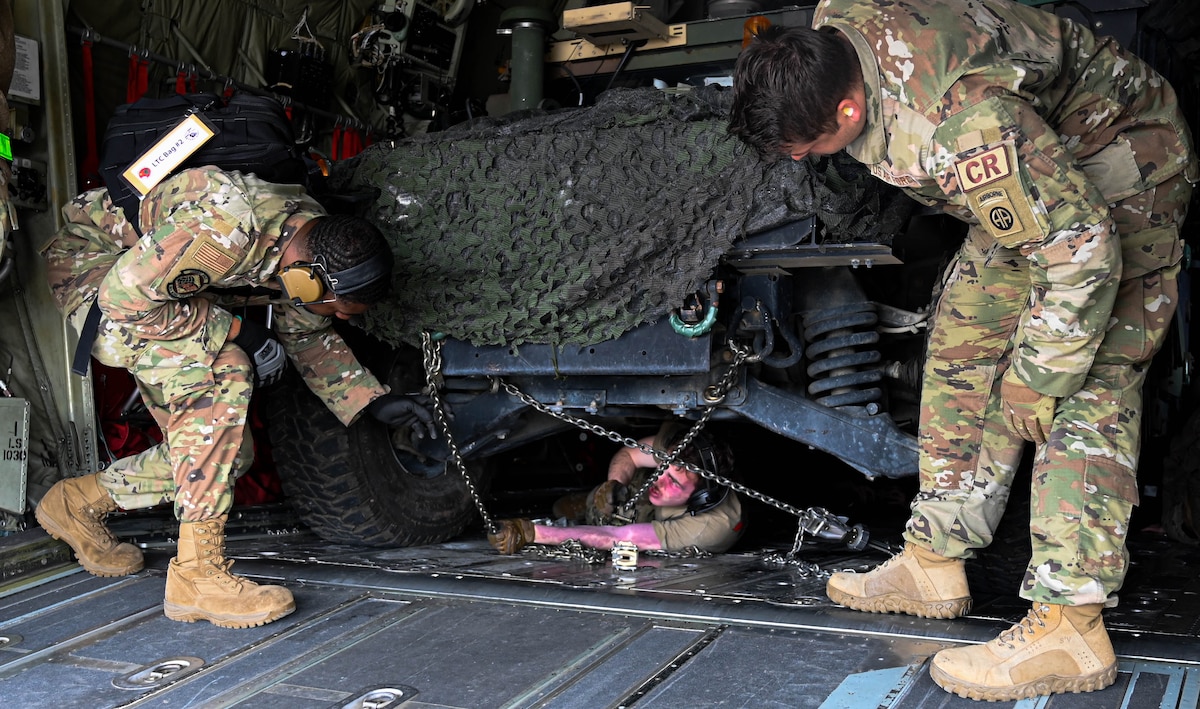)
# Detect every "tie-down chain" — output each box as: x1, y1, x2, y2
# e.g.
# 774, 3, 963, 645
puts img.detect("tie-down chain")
420, 332, 875, 572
